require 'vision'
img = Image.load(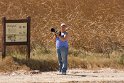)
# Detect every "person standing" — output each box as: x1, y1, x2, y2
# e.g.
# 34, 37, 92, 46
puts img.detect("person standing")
53, 23, 69, 75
